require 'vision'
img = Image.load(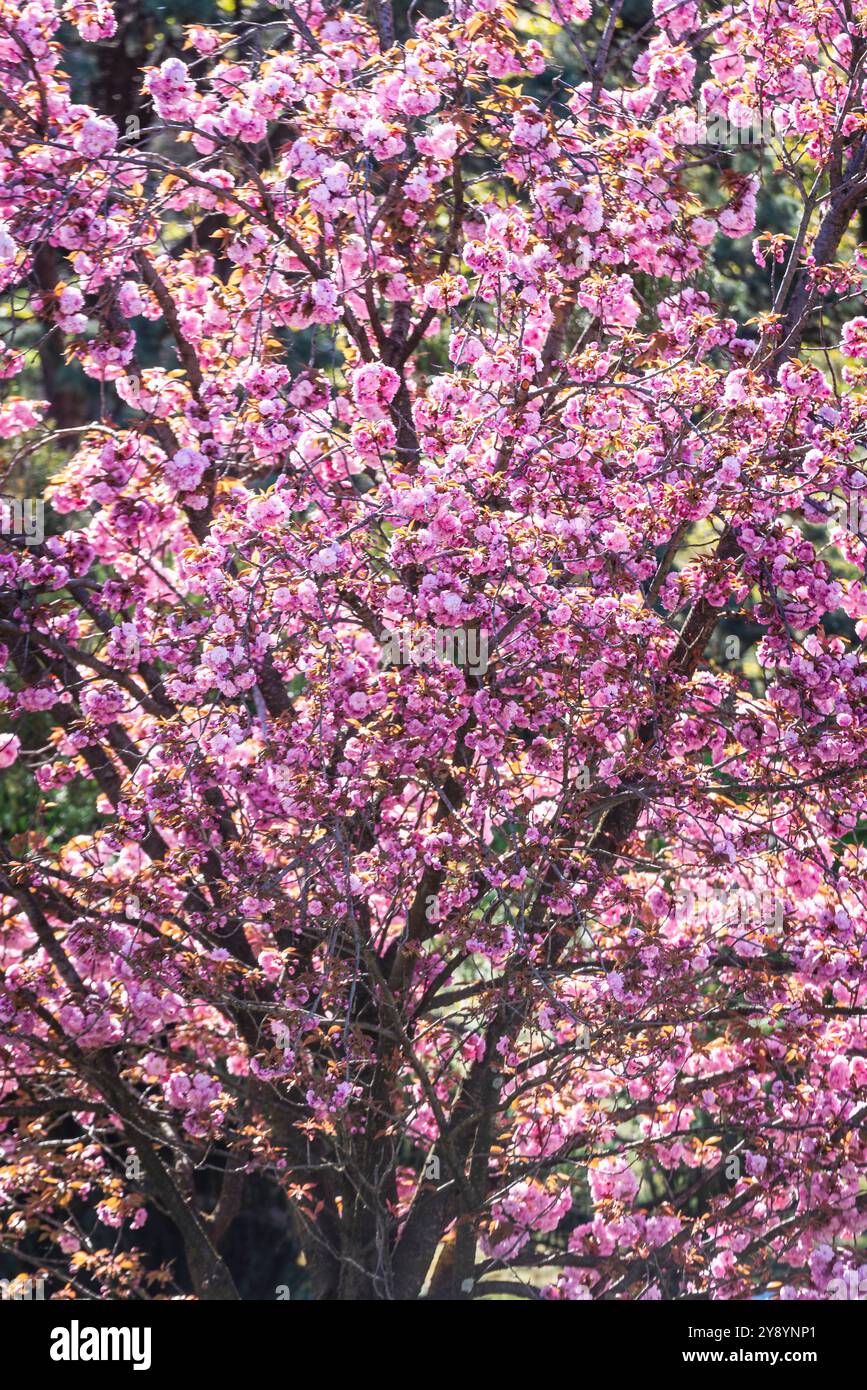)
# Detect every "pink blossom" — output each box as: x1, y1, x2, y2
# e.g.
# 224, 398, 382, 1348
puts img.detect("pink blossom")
841, 317, 867, 358
0, 733, 20, 769
350, 362, 401, 420
165, 448, 207, 491
74, 115, 117, 159
589, 1157, 641, 1205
